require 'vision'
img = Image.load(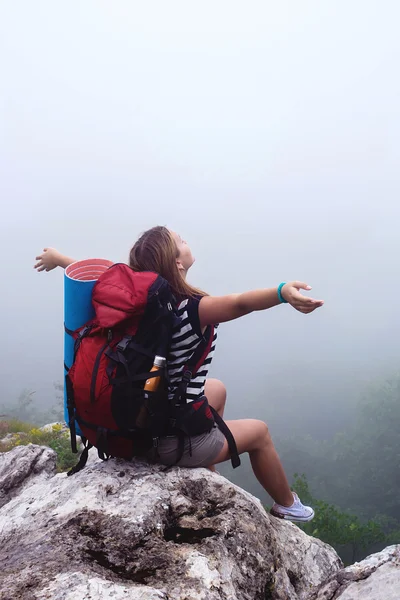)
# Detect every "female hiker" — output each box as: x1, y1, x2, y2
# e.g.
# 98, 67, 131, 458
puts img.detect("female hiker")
34, 226, 323, 522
